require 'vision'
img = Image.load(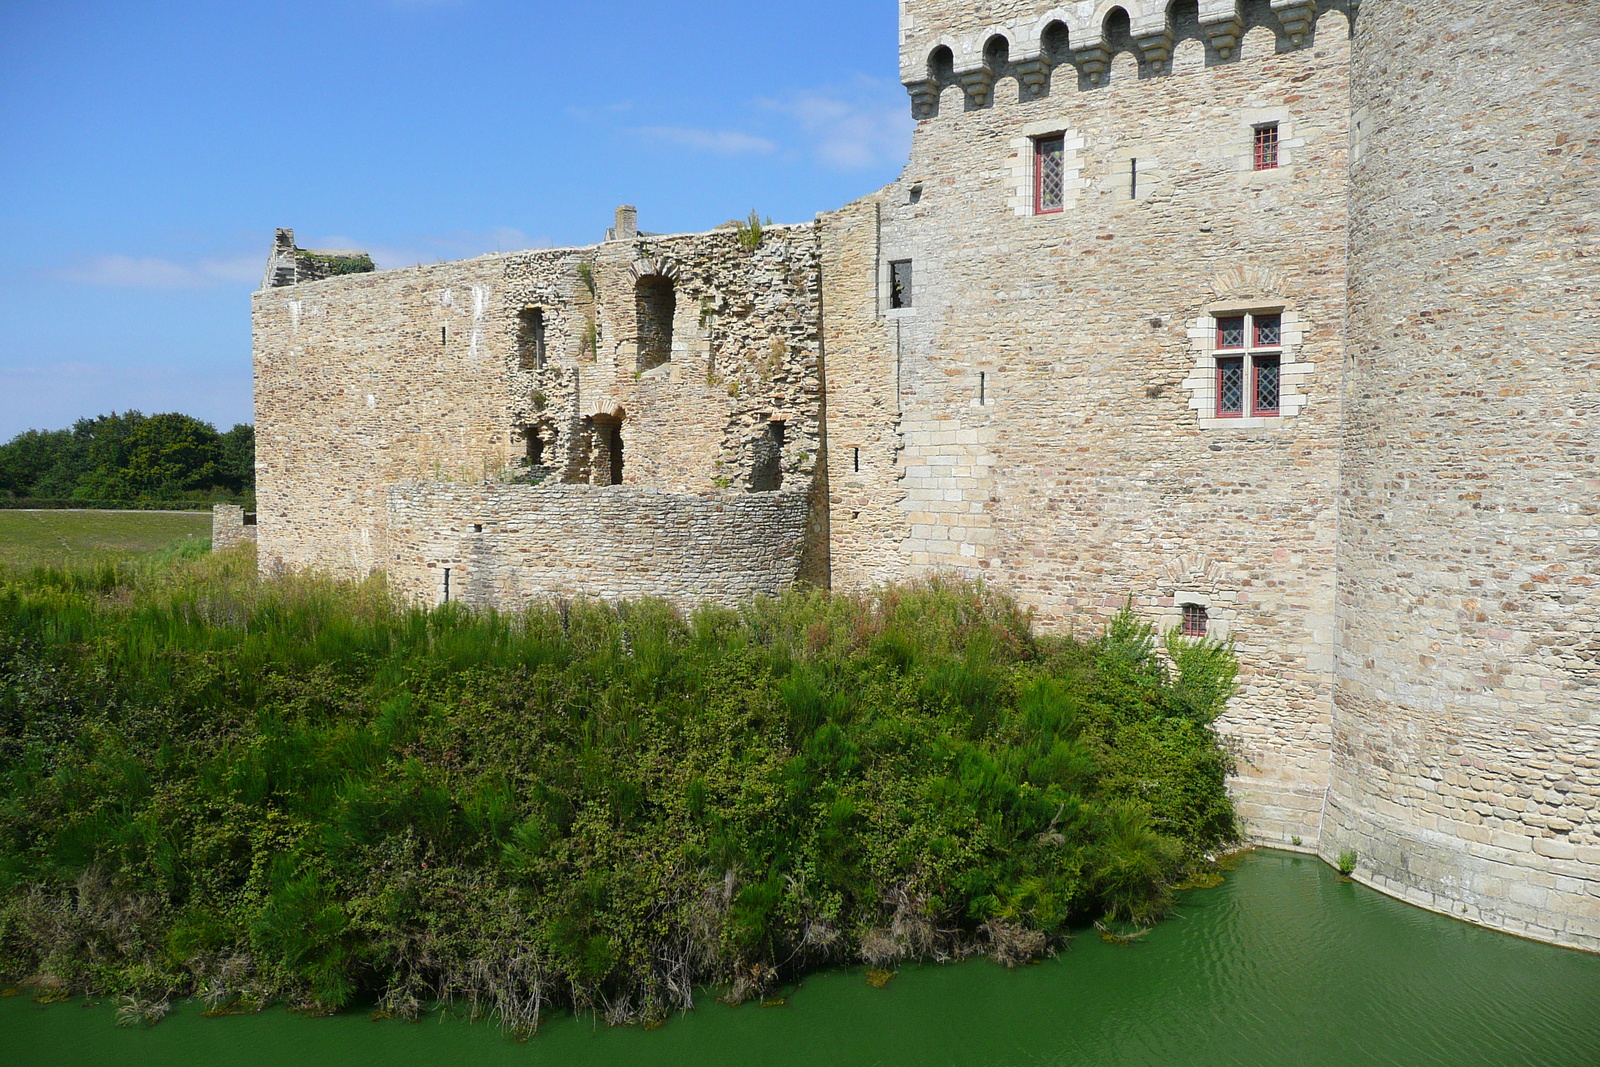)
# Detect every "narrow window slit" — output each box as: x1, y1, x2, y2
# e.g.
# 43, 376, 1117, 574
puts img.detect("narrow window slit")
1034, 134, 1065, 214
